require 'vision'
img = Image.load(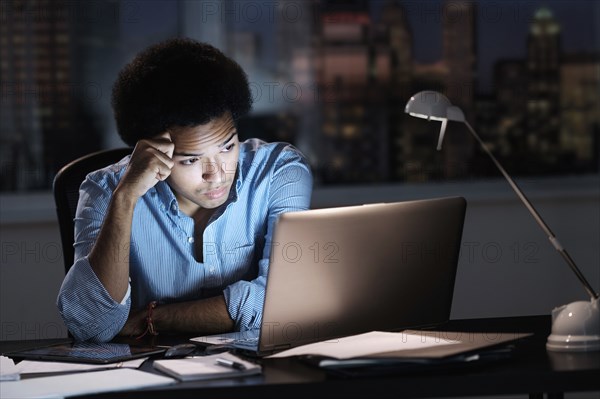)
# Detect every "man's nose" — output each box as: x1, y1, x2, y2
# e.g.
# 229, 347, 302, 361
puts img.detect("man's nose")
202, 161, 223, 182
